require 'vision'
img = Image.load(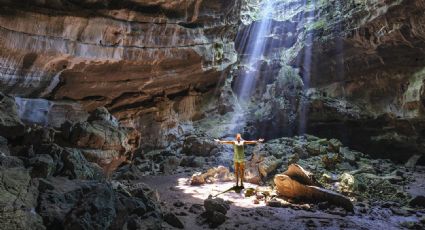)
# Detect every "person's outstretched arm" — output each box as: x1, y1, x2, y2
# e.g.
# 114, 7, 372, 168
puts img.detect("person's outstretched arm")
214, 139, 234, 144
244, 138, 265, 144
